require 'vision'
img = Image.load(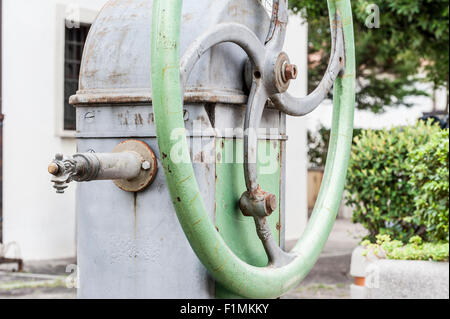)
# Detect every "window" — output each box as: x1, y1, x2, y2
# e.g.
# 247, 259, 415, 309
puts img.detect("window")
63, 23, 90, 131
